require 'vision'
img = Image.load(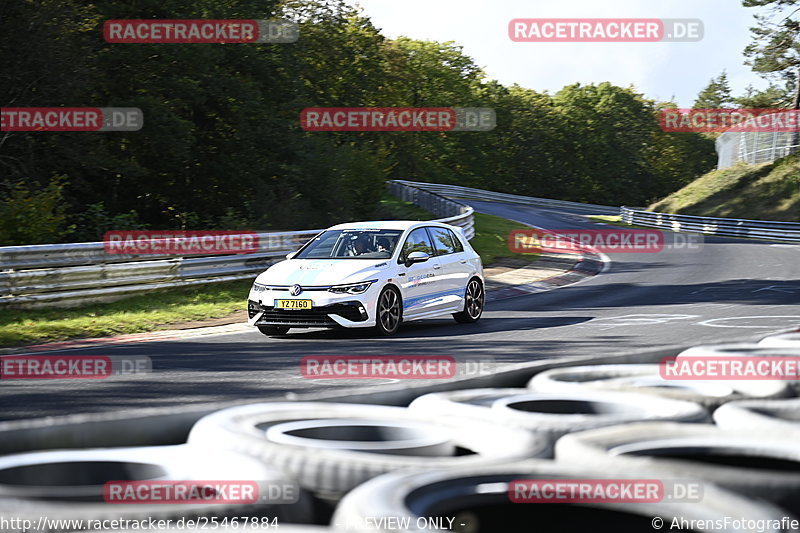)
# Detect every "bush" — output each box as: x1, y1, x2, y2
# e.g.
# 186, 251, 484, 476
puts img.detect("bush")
68, 202, 146, 243
0, 176, 72, 246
